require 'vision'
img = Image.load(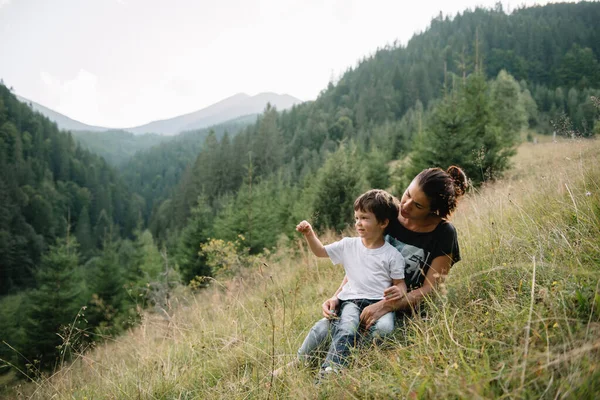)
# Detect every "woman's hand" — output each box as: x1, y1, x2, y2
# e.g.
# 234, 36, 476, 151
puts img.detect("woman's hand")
321, 296, 340, 319
360, 302, 388, 330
